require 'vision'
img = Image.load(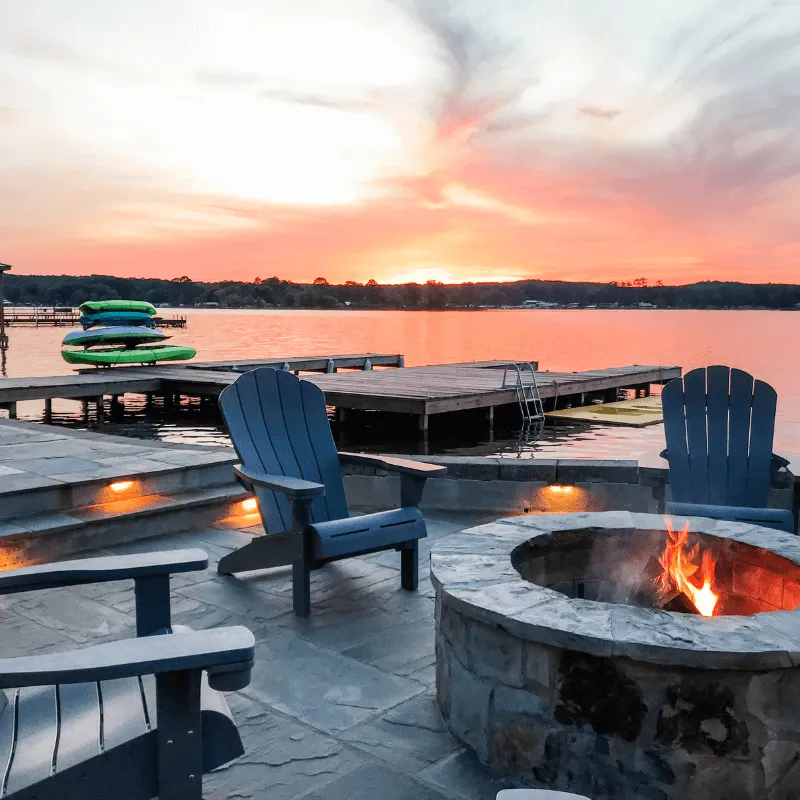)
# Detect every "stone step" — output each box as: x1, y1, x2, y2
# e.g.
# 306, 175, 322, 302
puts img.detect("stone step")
0, 457, 237, 522
0, 483, 251, 566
